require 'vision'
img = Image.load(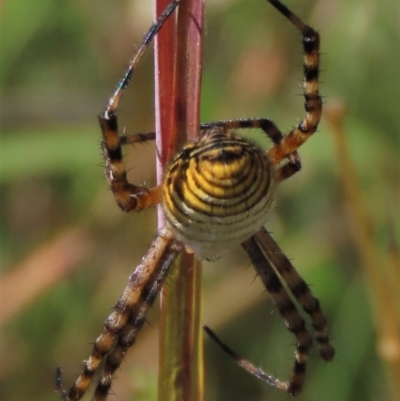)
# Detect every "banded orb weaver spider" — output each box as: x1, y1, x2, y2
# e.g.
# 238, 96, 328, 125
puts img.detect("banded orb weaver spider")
57, 0, 335, 399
